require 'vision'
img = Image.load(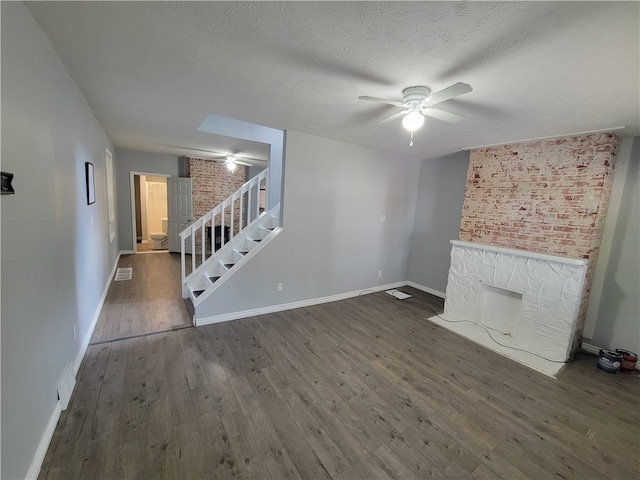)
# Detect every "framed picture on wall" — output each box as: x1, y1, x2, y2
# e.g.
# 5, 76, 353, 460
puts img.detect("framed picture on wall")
85, 162, 96, 205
